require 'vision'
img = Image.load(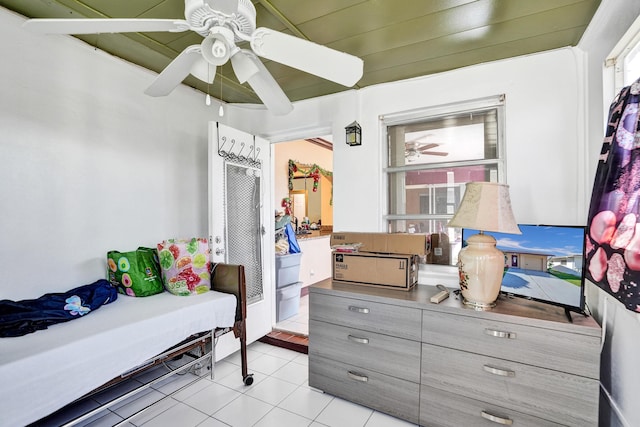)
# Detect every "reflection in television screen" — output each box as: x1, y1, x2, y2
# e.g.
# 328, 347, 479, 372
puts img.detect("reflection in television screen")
462, 224, 587, 314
